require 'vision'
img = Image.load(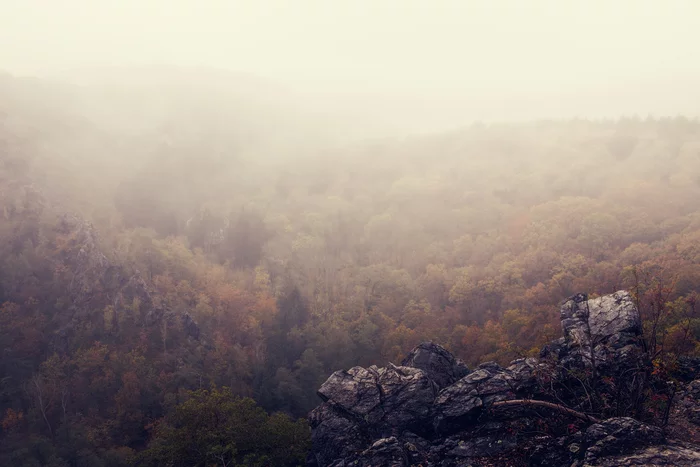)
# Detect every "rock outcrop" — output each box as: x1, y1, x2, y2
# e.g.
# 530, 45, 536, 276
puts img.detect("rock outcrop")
400, 341, 470, 390
52, 214, 200, 349
308, 291, 700, 466
541, 291, 643, 373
